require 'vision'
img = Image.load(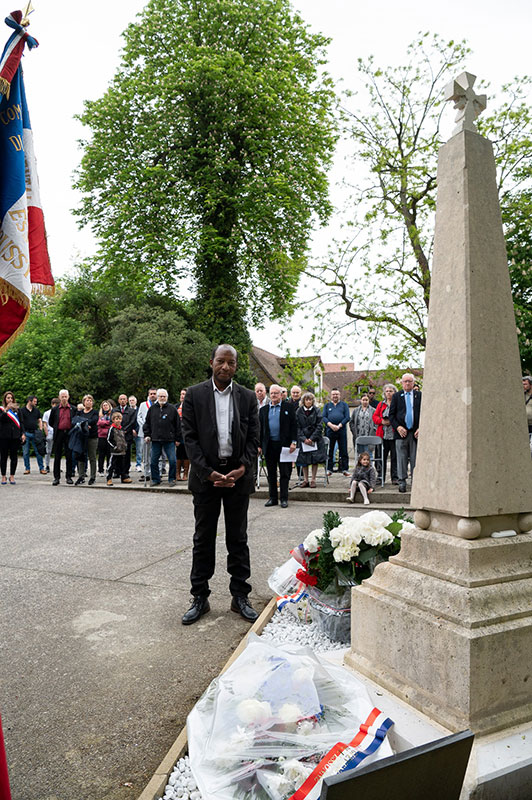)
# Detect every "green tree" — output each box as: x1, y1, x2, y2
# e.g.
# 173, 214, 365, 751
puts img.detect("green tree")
68, 305, 213, 402
0, 295, 89, 403
501, 190, 532, 372
74, 0, 337, 359
305, 35, 532, 367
